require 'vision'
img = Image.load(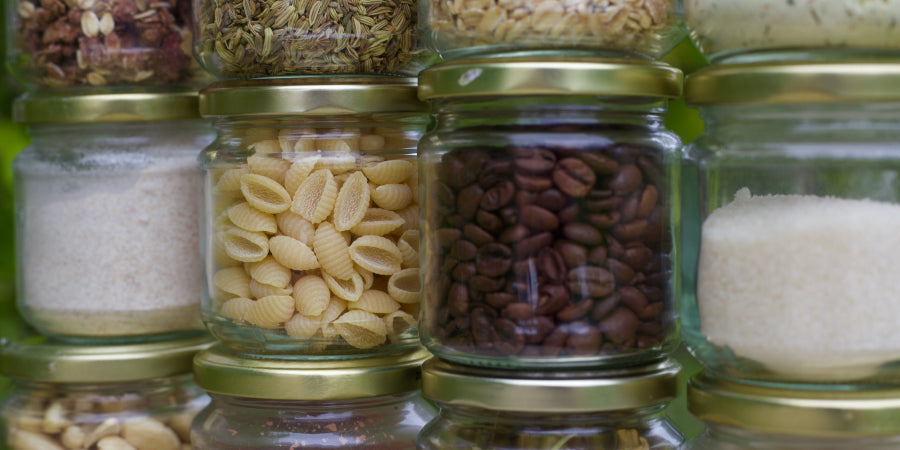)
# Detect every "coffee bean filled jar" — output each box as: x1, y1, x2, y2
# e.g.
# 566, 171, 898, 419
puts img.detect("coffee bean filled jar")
199, 78, 427, 358
1, 336, 211, 450
418, 358, 683, 449
681, 63, 900, 387
683, 373, 900, 449
417, 57, 683, 369
191, 346, 437, 449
